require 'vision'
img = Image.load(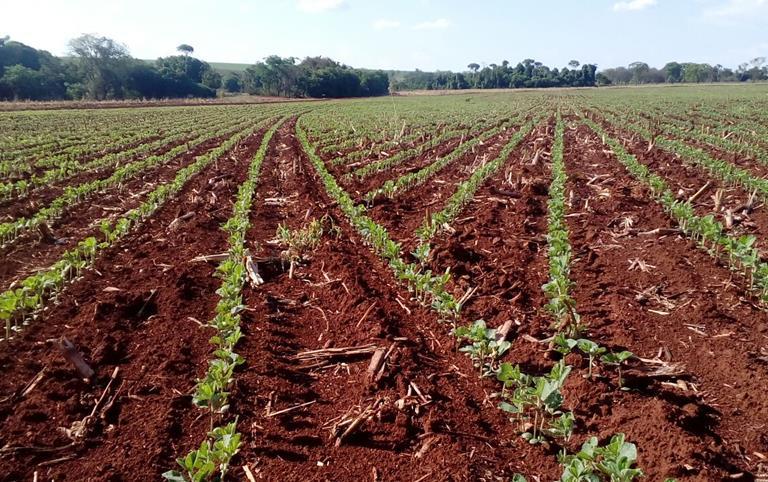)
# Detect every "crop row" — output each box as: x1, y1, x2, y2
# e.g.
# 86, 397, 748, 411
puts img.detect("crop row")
584, 116, 768, 302
0, 120, 268, 341
0, 108, 195, 164
364, 116, 531, 202
591, 108, 768, 209
300, 108, 646, 481
306, 96, 534, 160
163, 117, 287, 482
0, 115, 269, 248
453, 117, 643, 481
0, 115, 174, 179
414, 119, 537, 242
0, 104, 301, 201
346, 111, 527, 181
601, 105, 768, 169
0, 112, 235, 199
